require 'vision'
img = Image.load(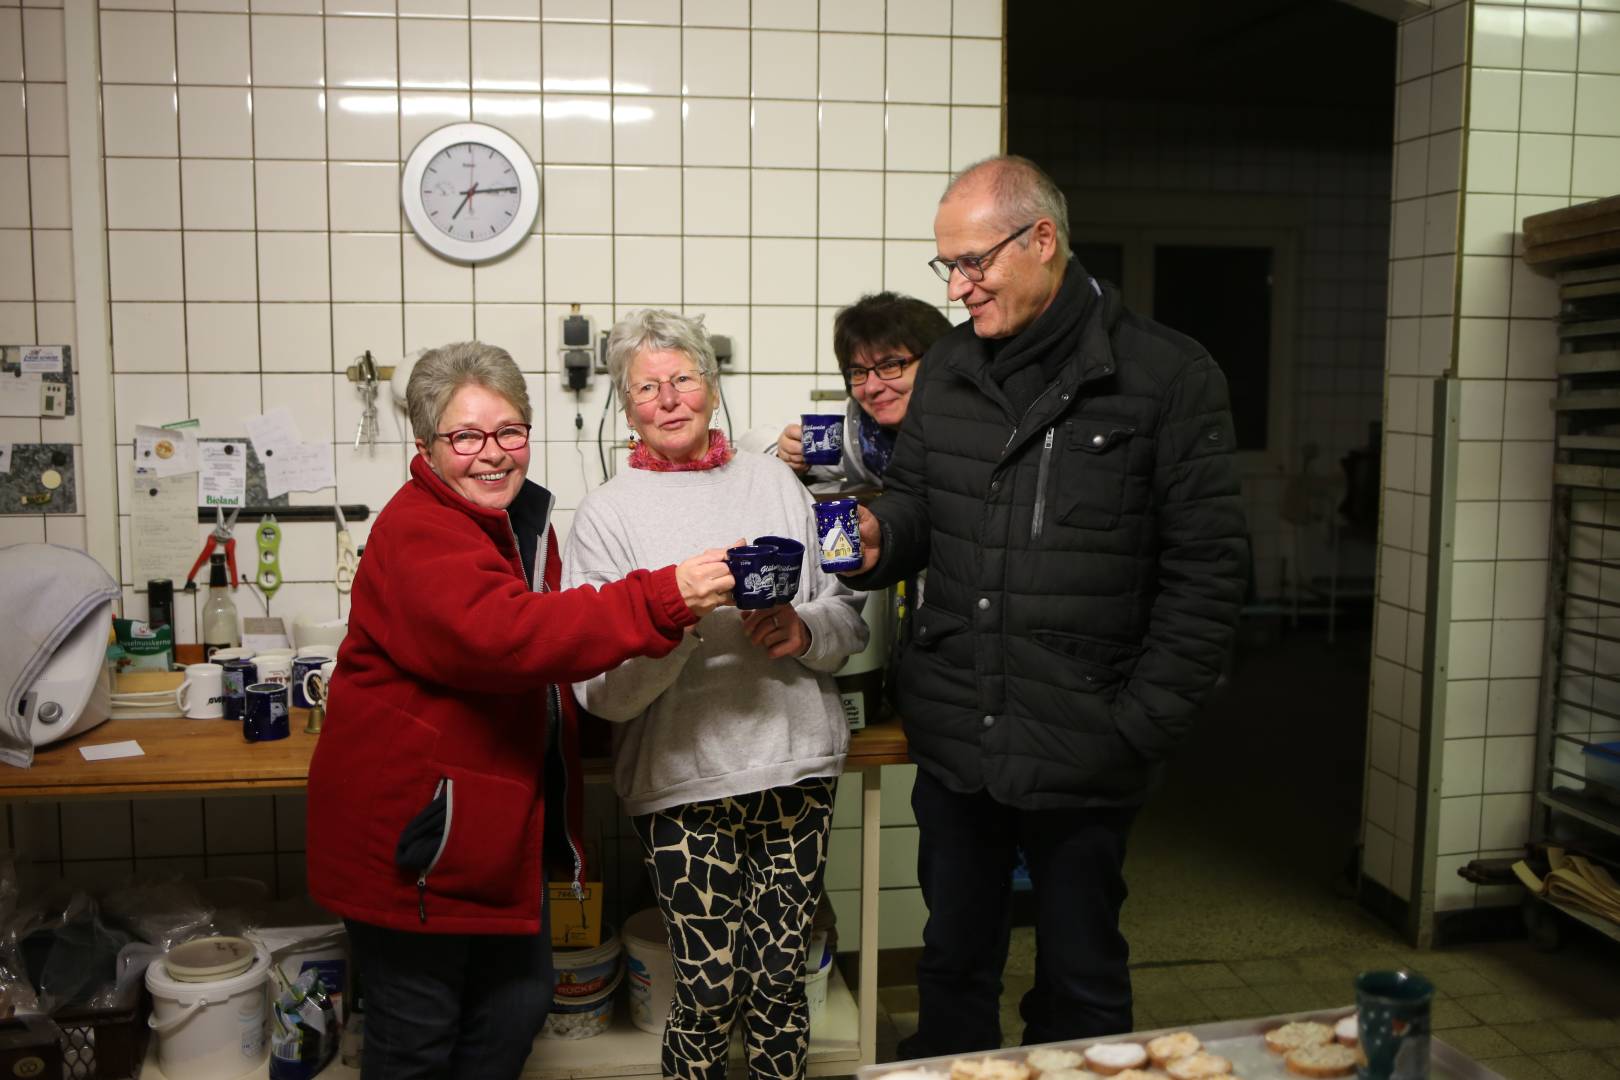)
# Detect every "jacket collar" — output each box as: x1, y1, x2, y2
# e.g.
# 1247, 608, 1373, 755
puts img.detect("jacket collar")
408, 453, 553, 556
940, 261, 1119, 399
